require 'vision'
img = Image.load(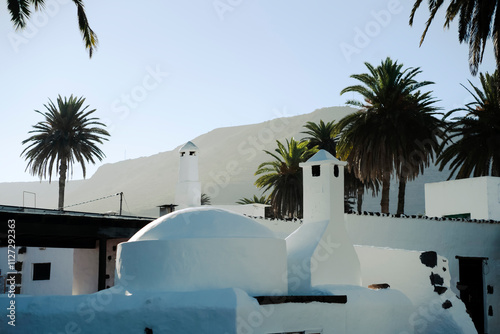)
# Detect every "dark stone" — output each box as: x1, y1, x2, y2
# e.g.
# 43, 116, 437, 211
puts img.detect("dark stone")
434, 286, 448, 295
420, 251, 438, 268
368, 283, 390, 290
442, 300, 452, 309
14, 261, 23, 271
145, 328, 153, 334
442, 267, 447, 272
430, 272, 444, 286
